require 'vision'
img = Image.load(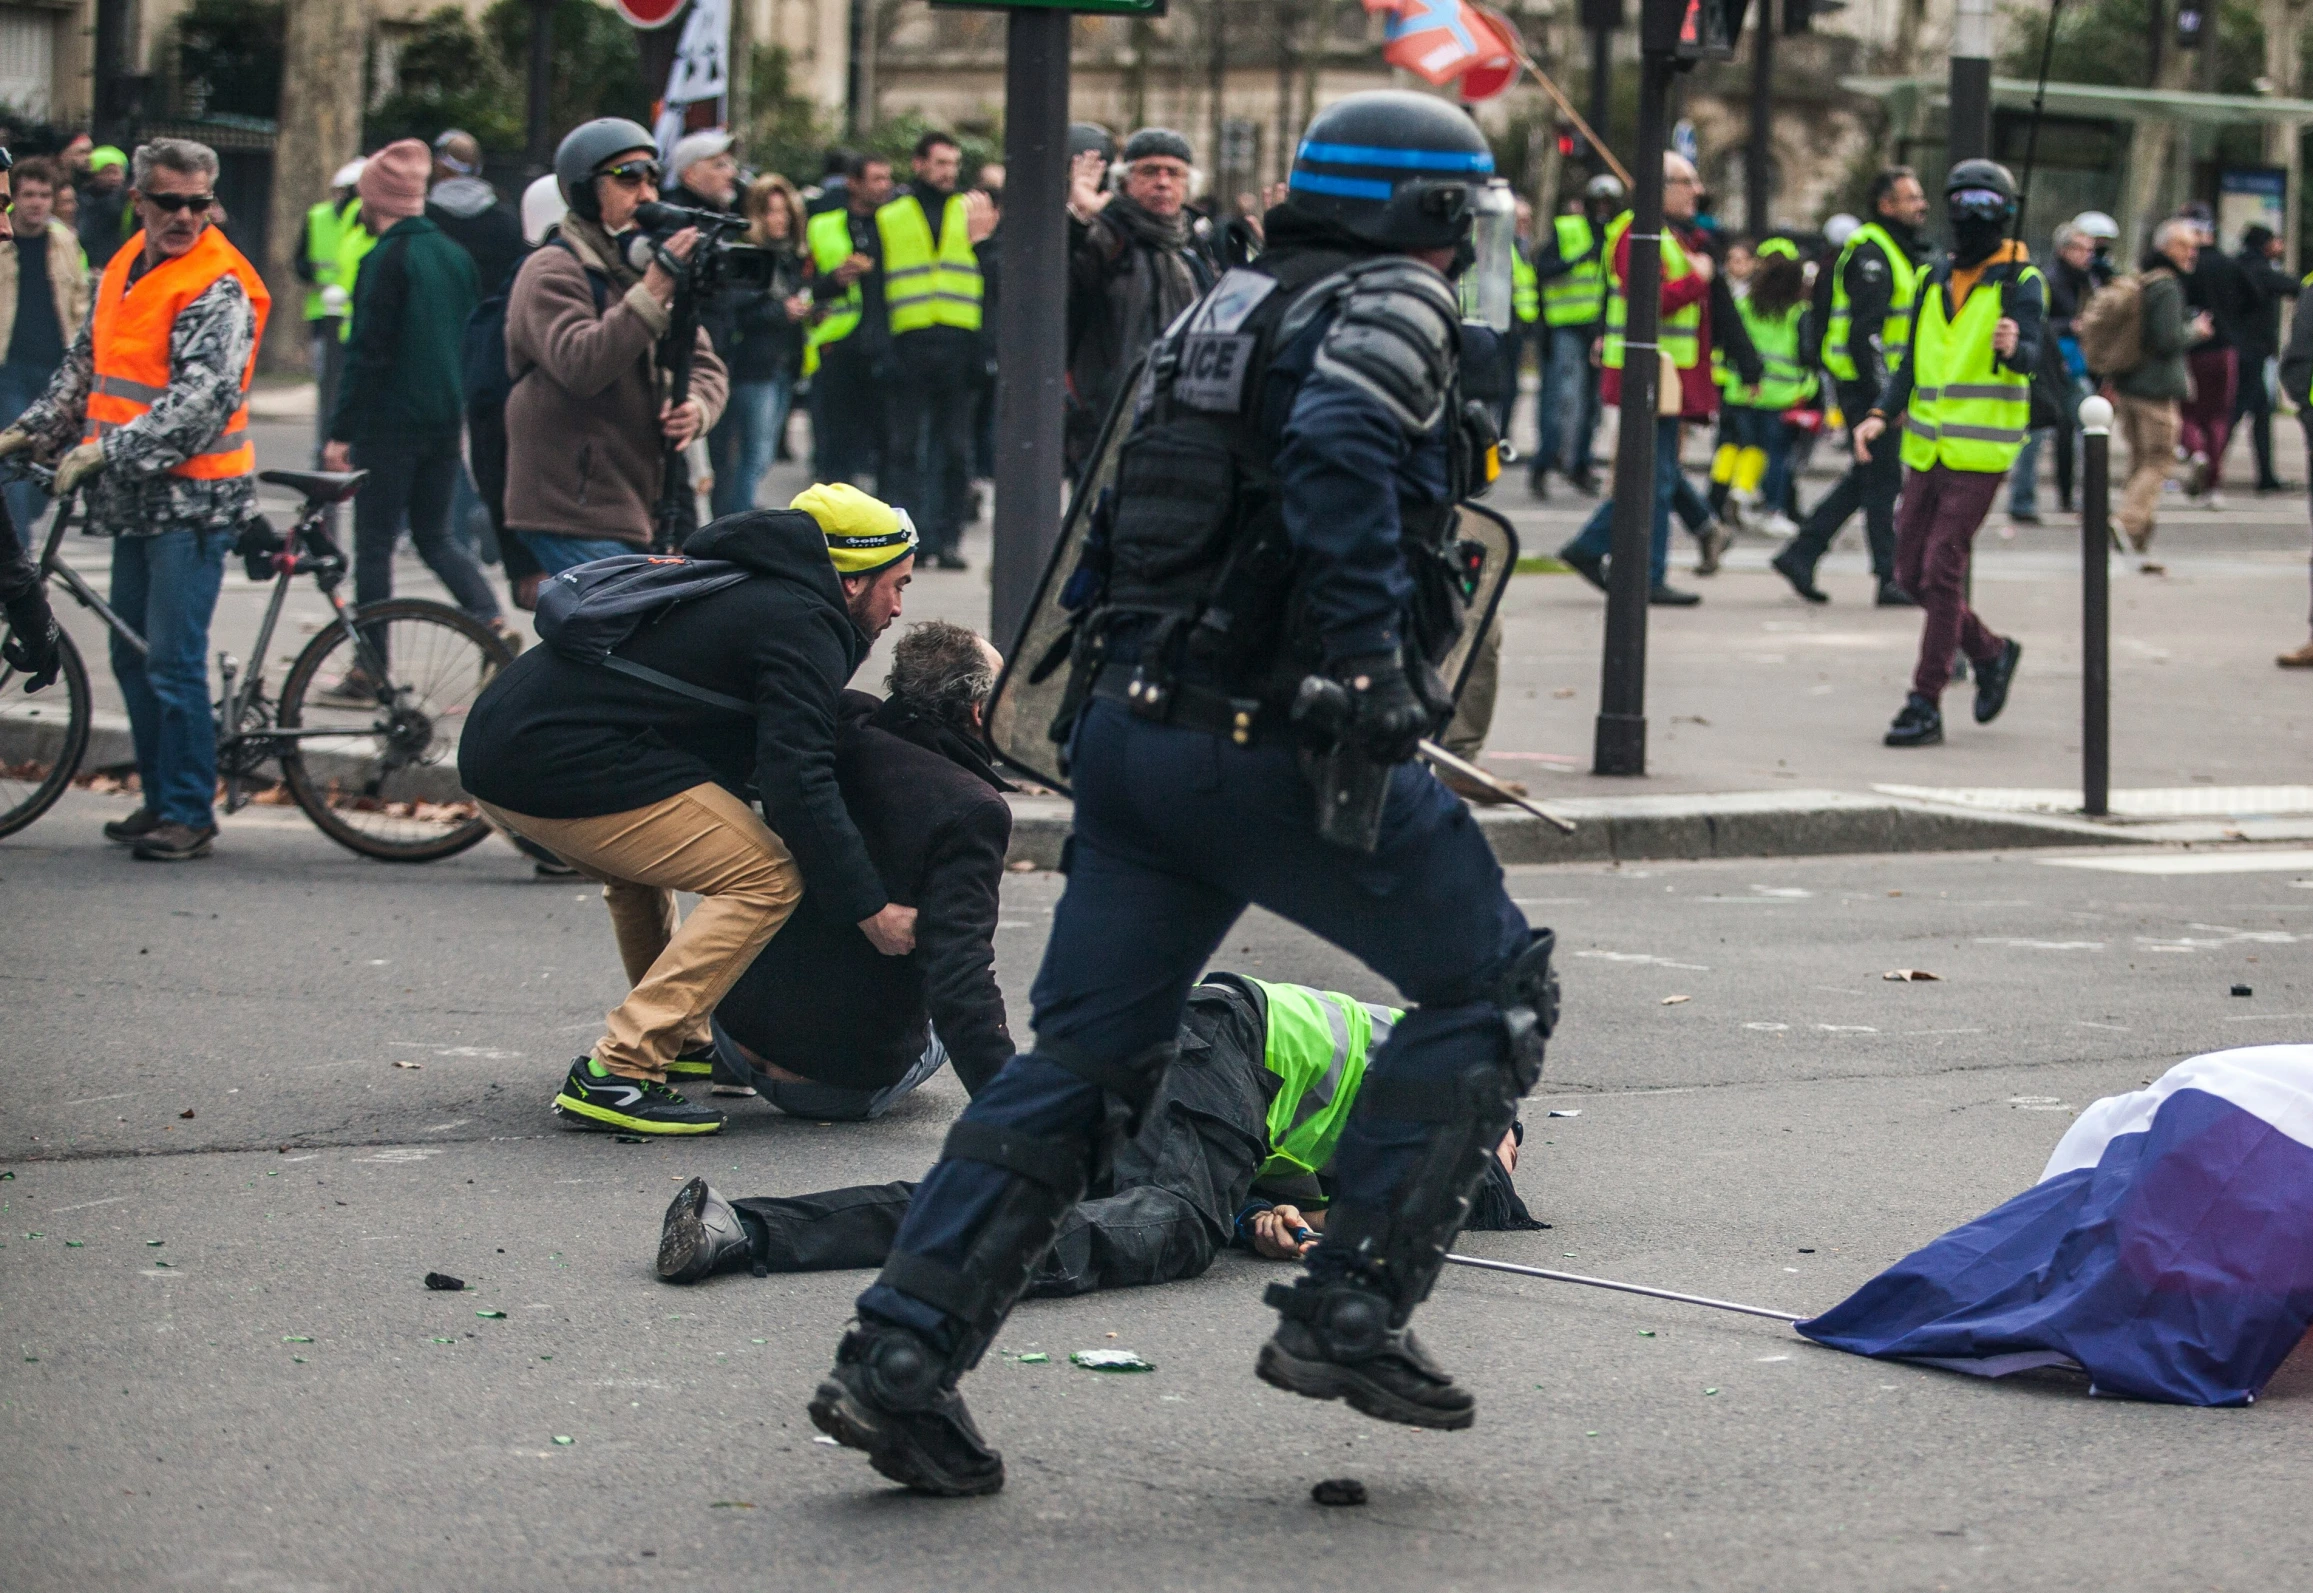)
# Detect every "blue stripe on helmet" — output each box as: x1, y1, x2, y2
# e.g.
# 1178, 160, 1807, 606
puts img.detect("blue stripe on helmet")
1287, 171, 1398, 201
1295, 141, 1495, 173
